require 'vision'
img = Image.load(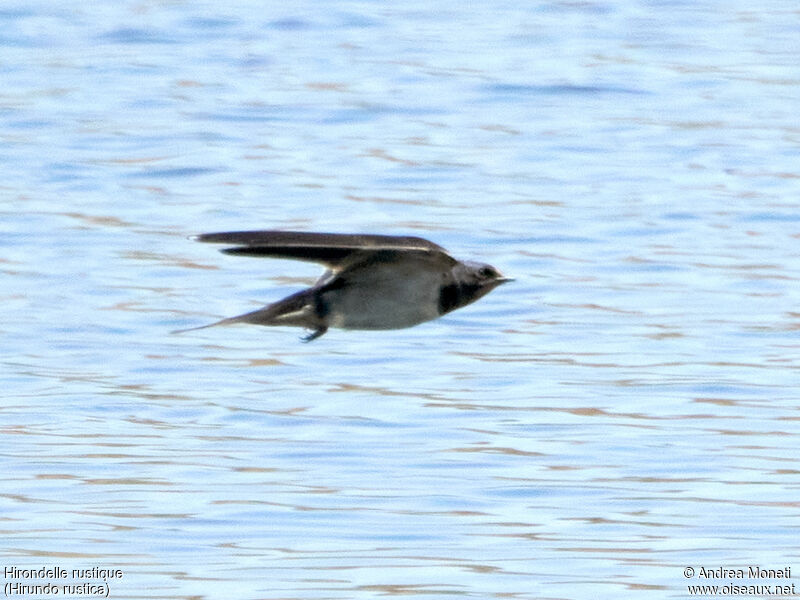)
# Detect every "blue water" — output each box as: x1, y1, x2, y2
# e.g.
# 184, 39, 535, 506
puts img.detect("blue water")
3, 1, 800, 598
